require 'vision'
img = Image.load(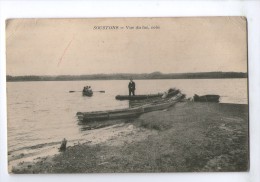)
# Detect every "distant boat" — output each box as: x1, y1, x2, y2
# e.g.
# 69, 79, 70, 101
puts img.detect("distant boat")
193, 94, 220, 102
82, 87, 93, 97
